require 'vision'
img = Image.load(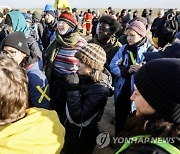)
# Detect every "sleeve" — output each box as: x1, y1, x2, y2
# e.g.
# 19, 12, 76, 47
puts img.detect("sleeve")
66, 84, 109, 124
38, 23, 44, 41
109, 45, 126, 77
28, 70, 51, 109
28, 37, 42, 59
